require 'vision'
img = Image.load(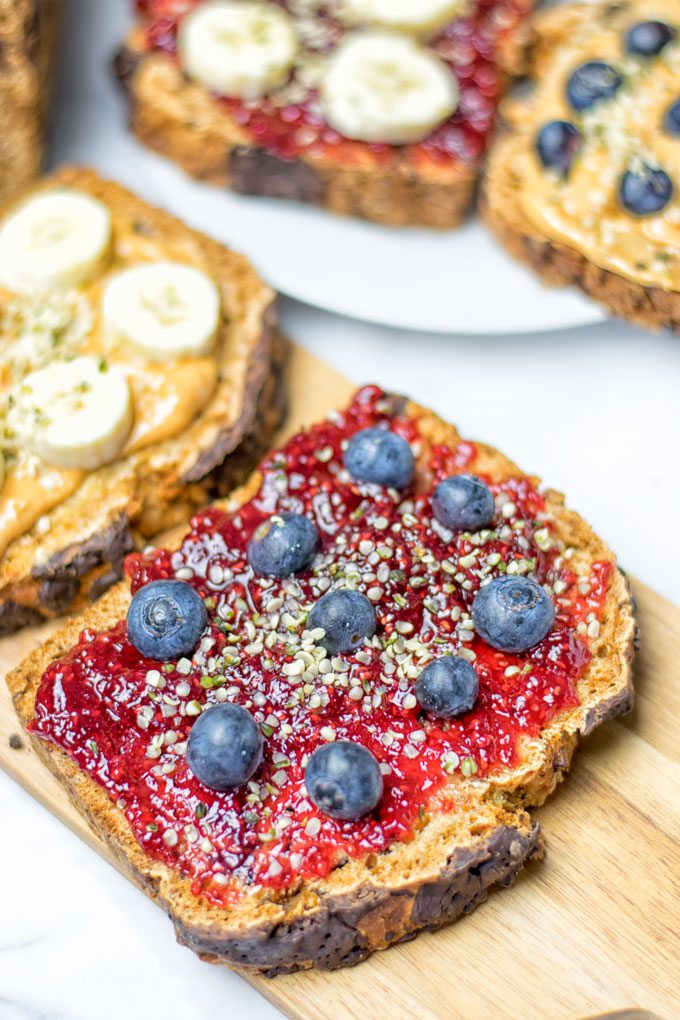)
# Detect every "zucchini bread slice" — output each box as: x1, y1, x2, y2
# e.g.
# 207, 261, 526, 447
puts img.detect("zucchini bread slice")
482, 0, 680, 332
0, 0, 60, 202
0, 166, 284, 633
8, 386, 636, 975
116, 0, 536, 229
